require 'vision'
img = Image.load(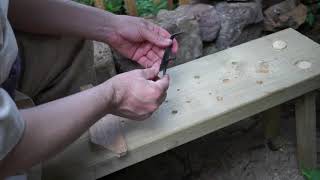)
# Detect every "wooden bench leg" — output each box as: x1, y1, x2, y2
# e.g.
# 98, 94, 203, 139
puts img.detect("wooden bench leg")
262, 105, 282, 150
295, 91, 317, 169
